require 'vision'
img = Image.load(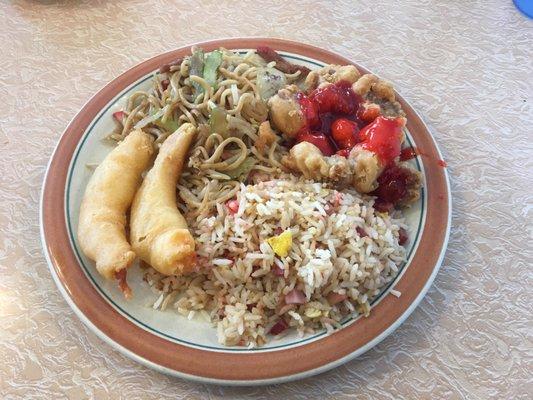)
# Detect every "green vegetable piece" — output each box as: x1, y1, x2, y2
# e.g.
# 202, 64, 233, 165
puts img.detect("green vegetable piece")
203, 50, 222, 88
225, 158, 256, 180
154, 118, 179, 133
147, 107, 179, 132
190, 48, 204, 94
209, 107, 229, 136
